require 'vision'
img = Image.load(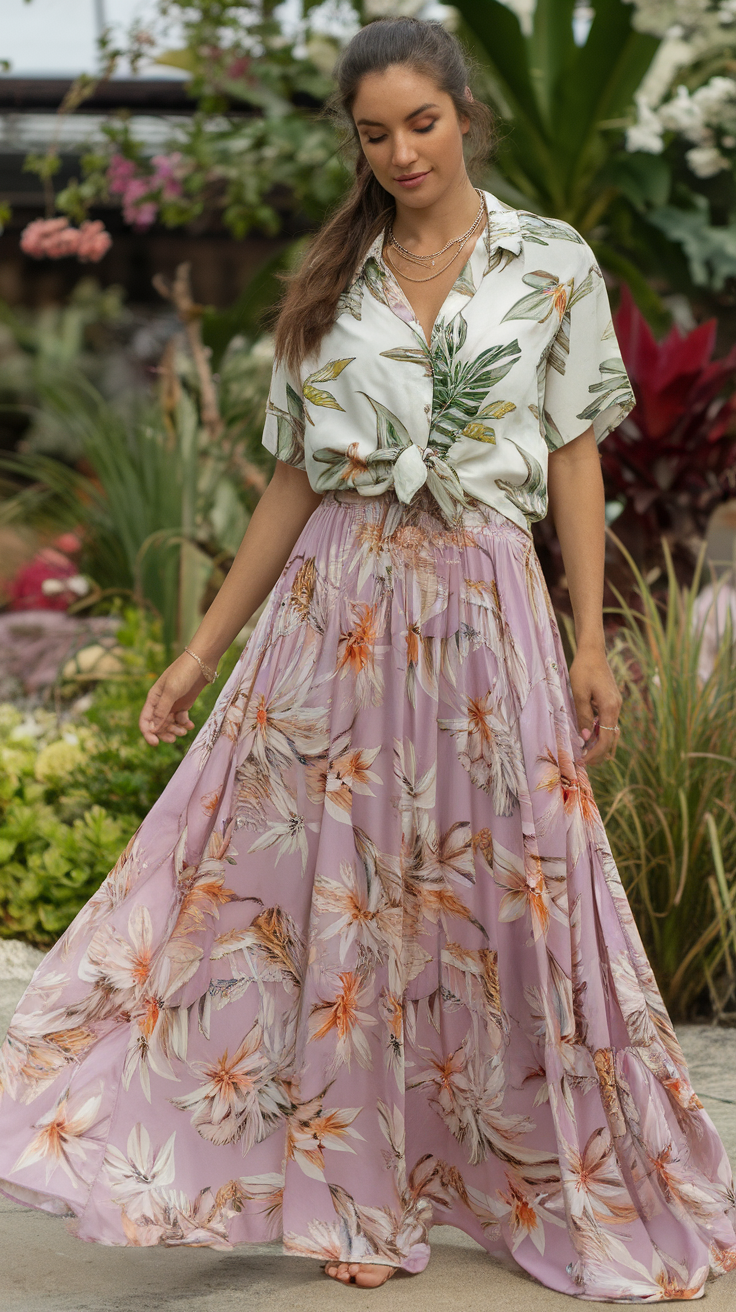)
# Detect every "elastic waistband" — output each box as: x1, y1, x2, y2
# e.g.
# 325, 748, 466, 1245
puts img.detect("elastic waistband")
322, 486, 532, 541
